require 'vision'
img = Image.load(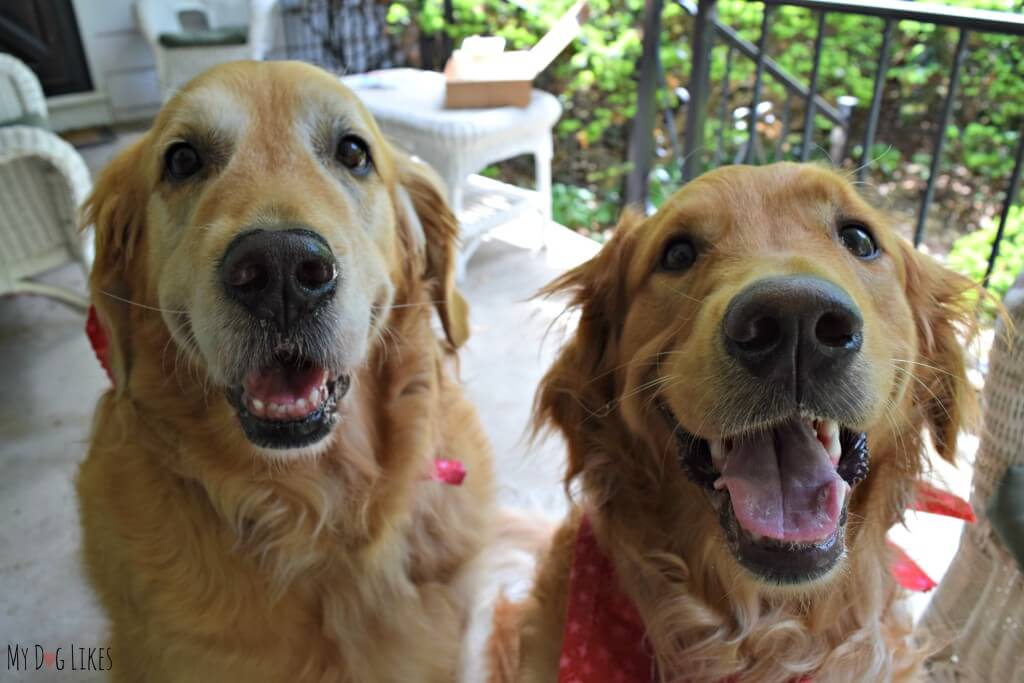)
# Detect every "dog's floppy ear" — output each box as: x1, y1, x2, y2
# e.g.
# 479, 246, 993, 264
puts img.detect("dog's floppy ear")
900, 241, 978, 462
533, 211, 642, 482
395, 159, 470, 349
81, 139, 148, 393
